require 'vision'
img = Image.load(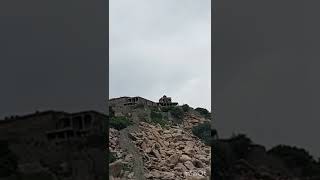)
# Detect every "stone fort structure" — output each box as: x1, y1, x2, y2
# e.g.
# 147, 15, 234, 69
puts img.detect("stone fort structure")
109, 95, 178, 118
109, 95, 178, 108
0, 110, 107, 180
